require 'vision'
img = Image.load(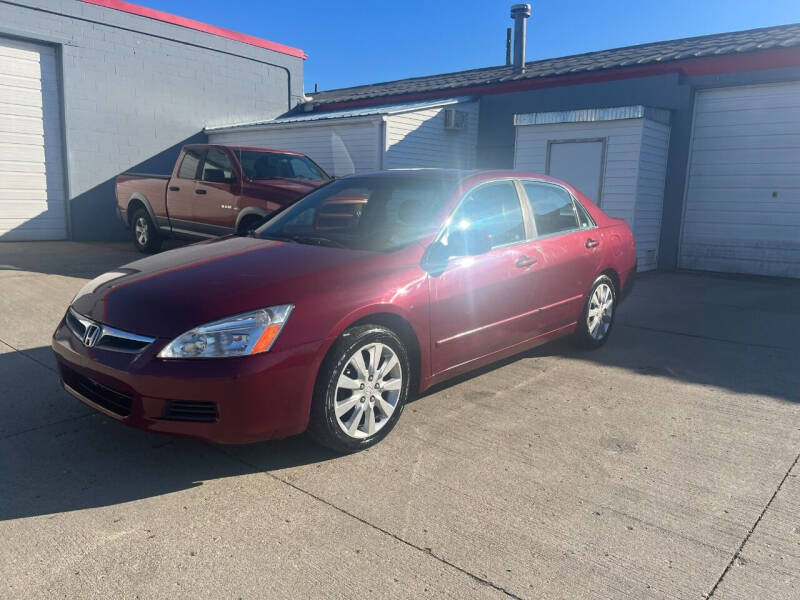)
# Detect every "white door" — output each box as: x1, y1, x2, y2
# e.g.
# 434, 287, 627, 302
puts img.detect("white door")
0, 37, 66, 240
680, 83, 800, 277
547, 140, 605, 205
